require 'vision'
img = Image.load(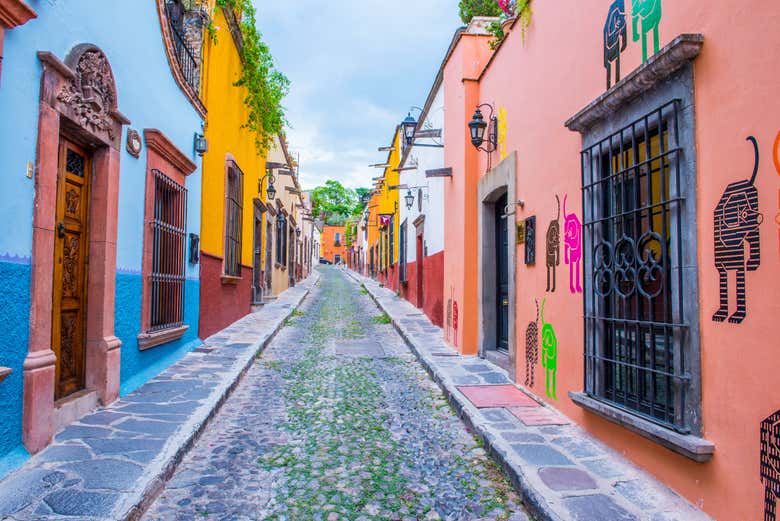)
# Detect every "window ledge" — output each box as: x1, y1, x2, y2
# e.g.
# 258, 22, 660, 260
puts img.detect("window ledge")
565, 33, 703, 133
0, 366, 12, 384
137, 325, 189, 351
221, 275, 241, 285
569, 391, 714, 463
